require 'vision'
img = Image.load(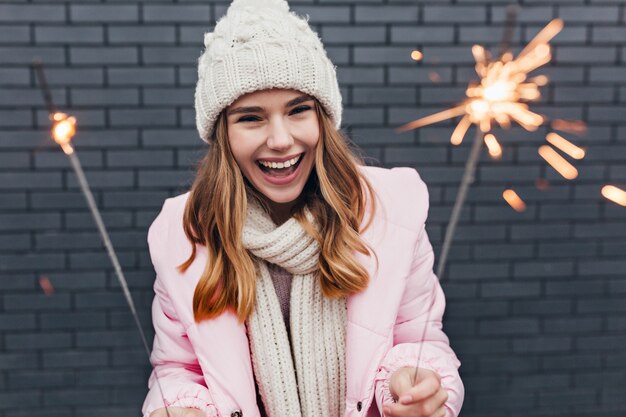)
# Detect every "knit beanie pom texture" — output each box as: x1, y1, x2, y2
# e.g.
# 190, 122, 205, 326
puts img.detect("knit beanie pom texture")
194, 0, 342, 143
